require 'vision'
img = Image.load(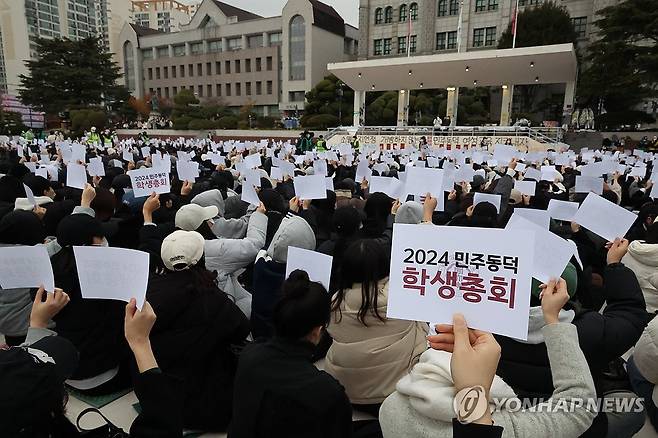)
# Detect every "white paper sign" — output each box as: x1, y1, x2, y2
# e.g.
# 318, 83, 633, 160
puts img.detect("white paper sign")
73, 246, 149, 309
573, 193, 637, 242
293, 175, 327, 200
473, 193, 502, 214
285, 246, 333, 291
547, 199, 580, 222
176, 160, 199, 182
505, 215, 573, 283
129, 167, 170, 198
270, 167, 283, 181
0, 246, 54, 292
241, 182, 260, 206
87, 157, 105, 177
66, 163, 87, 189
23, 184, 37, 207
511, 208, 550, 229
575, 176, 604, 195
514, 180, 536, 197
244, 153, 262, 169
405, 167, 444, 197
388, 224, 535, 340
